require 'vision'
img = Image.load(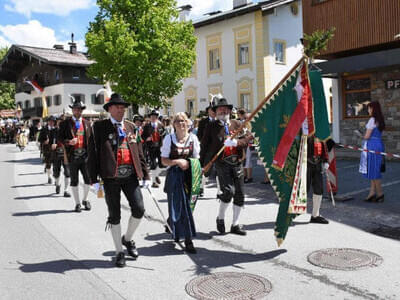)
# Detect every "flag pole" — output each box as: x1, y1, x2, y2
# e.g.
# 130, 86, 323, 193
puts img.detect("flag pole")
203, 56, 306, 173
